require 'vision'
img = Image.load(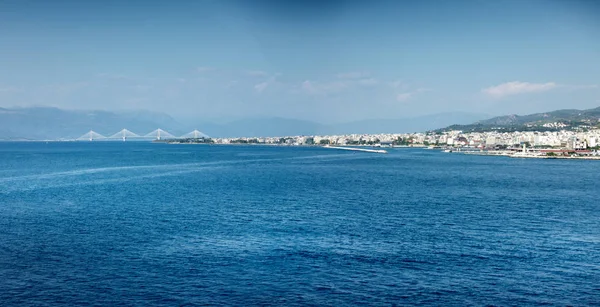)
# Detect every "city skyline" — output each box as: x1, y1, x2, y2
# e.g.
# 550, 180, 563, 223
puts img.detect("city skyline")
1, 0, 599, 123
